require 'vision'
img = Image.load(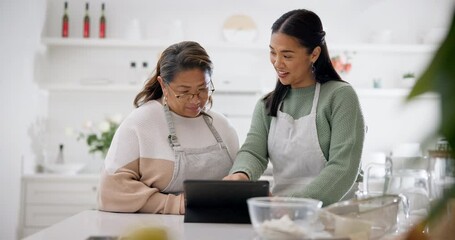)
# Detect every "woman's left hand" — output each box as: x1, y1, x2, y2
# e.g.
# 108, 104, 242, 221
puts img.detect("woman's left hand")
222, 172, 249, 181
